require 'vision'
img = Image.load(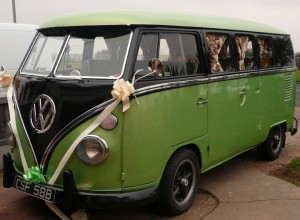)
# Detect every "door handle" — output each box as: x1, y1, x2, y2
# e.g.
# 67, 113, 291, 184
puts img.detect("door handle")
239, 90, 247, 96
240, 89, 247, 106
197, 99, 208, 105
